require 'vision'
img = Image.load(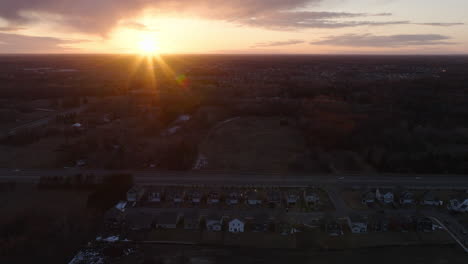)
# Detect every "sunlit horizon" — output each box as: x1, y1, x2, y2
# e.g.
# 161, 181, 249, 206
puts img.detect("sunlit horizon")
0, 0, 467, 54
